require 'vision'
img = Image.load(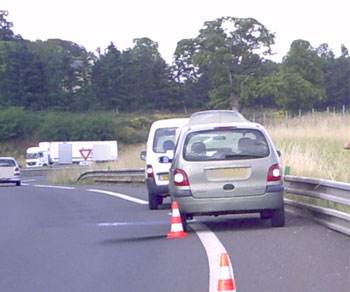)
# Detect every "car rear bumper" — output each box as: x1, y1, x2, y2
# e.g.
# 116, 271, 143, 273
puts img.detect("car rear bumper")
0, 178, 21, 183
171, 190, 284, 215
